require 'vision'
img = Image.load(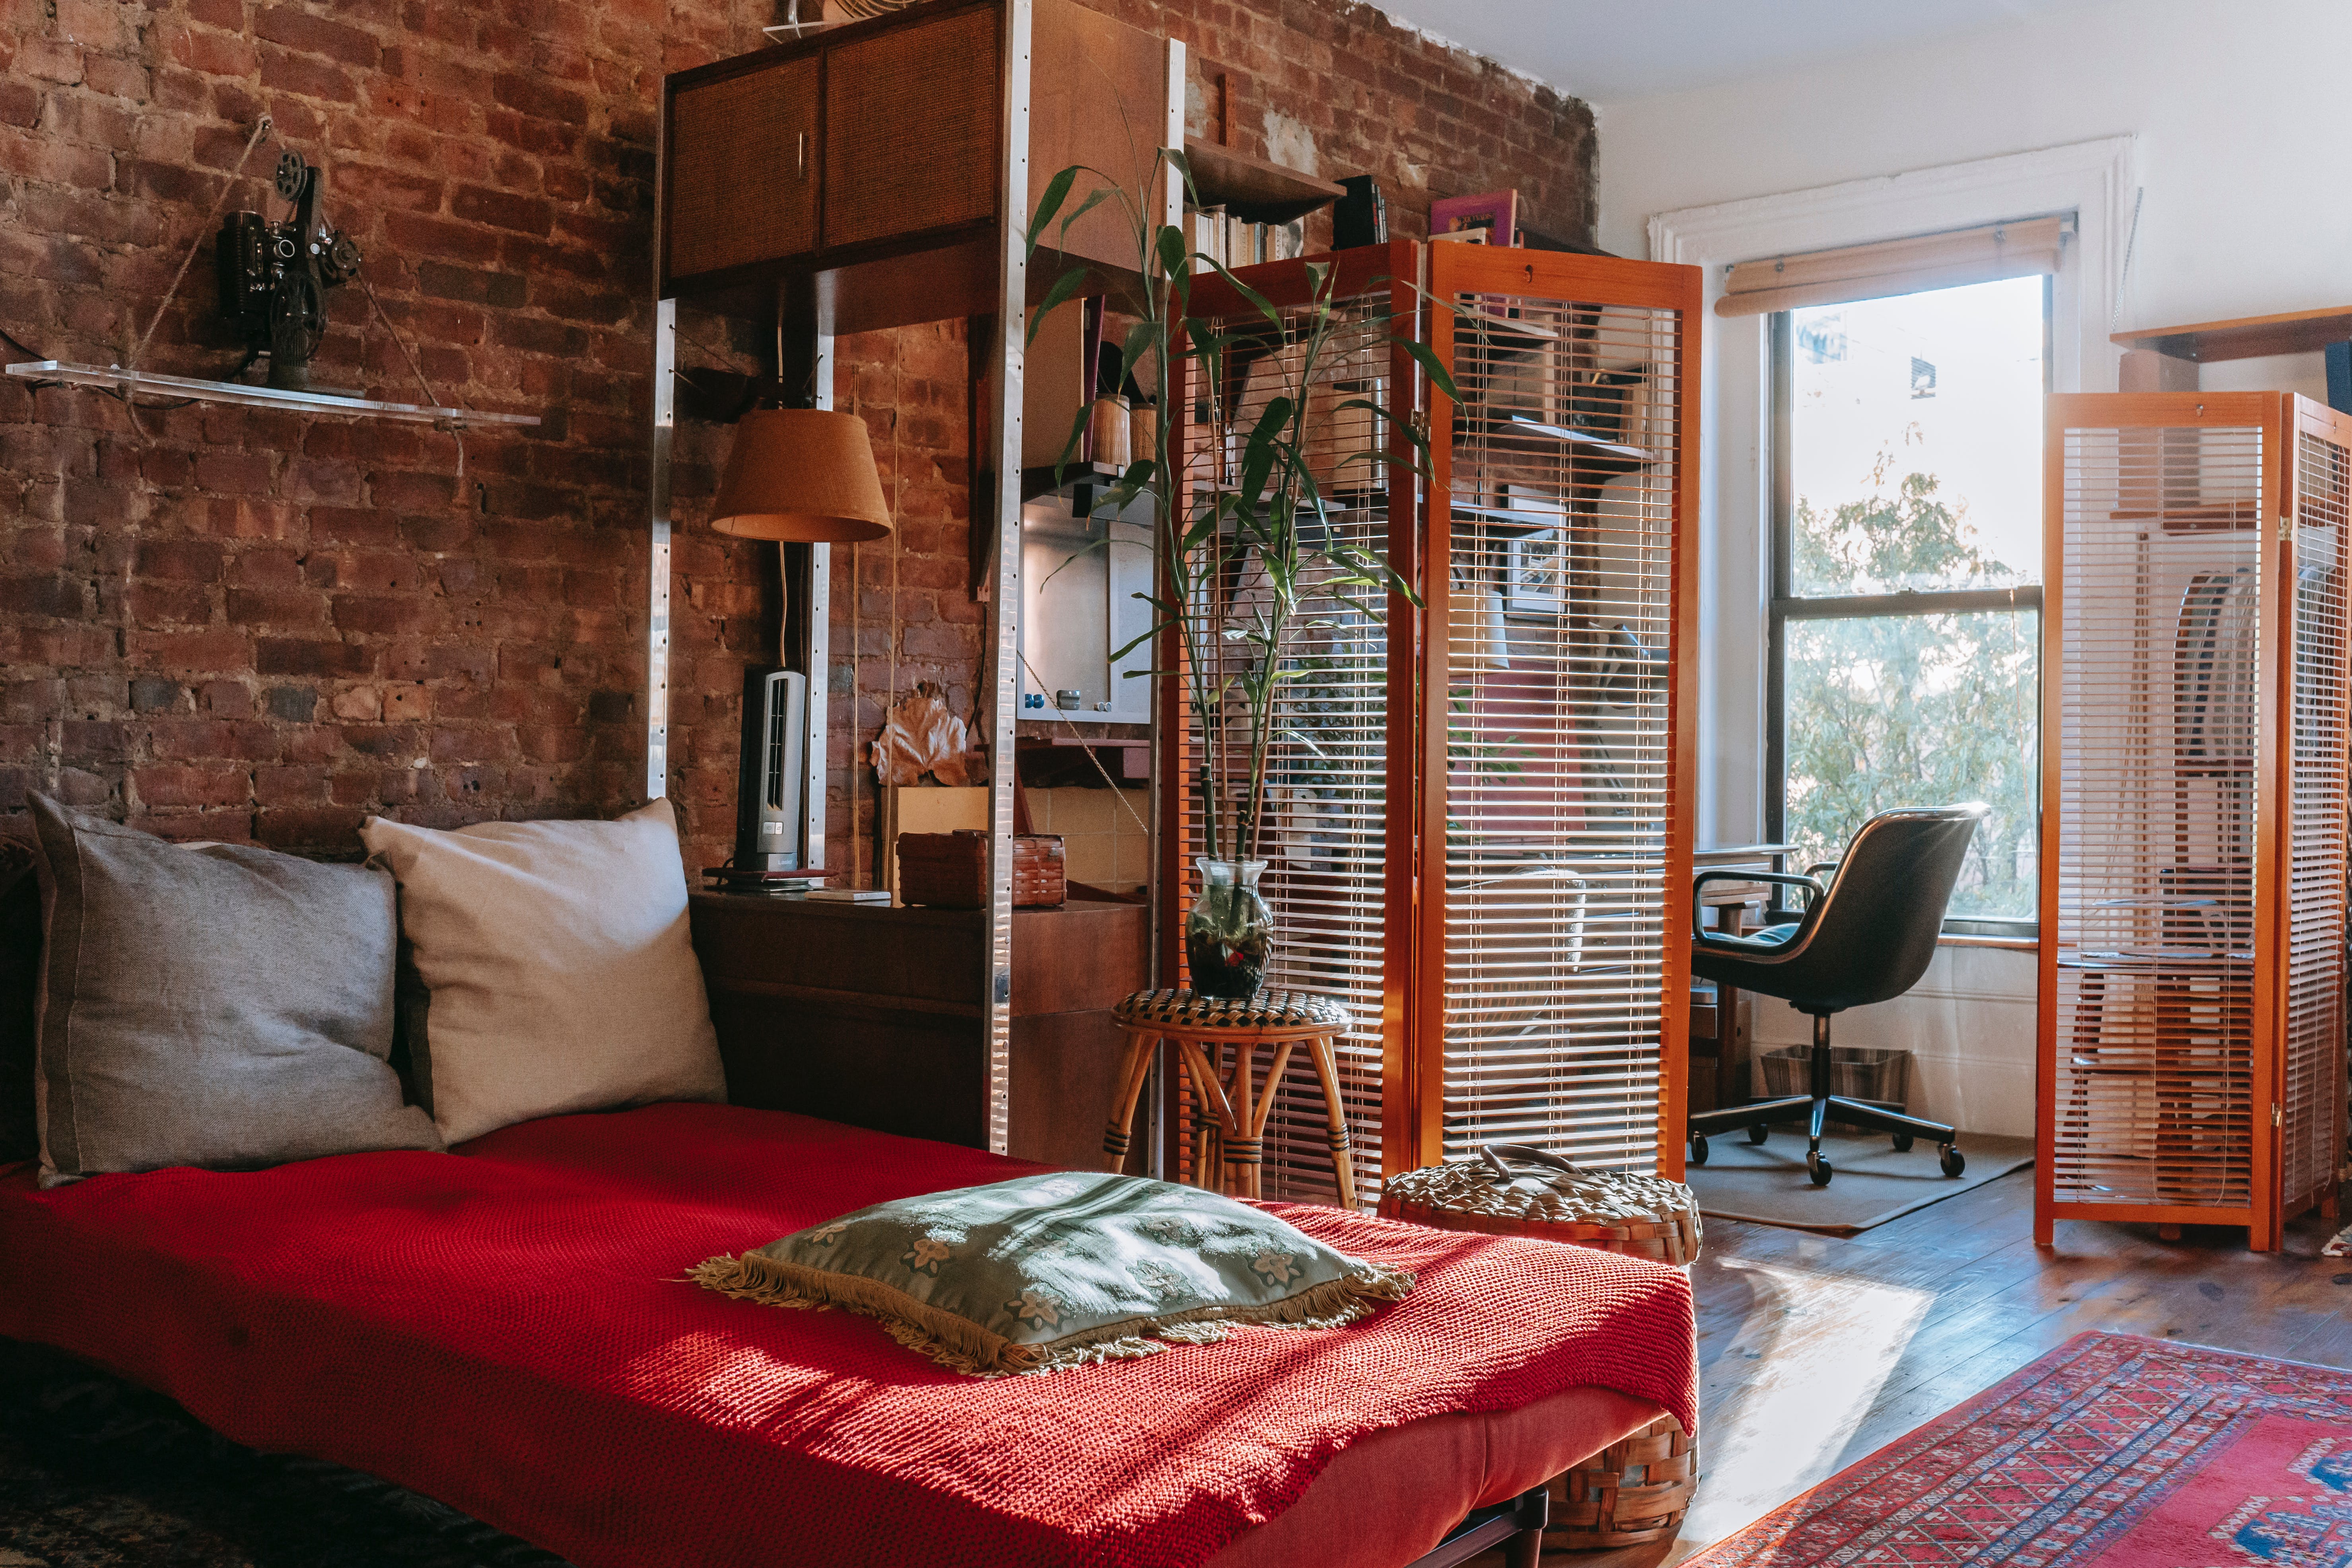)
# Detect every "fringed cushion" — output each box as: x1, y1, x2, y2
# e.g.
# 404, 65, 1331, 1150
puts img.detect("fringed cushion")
692, 1171, 1412, 1376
